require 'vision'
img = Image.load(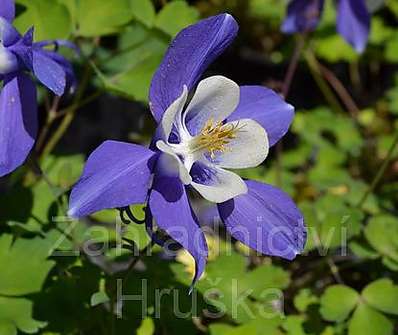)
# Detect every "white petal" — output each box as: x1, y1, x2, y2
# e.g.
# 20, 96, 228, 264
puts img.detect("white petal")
191, 162, 248, 203
156, 140, 192, 185
214, 118, 269, 169
184, 76, 240, 136
159, 86, 188, 141
0, 45, 18, 75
